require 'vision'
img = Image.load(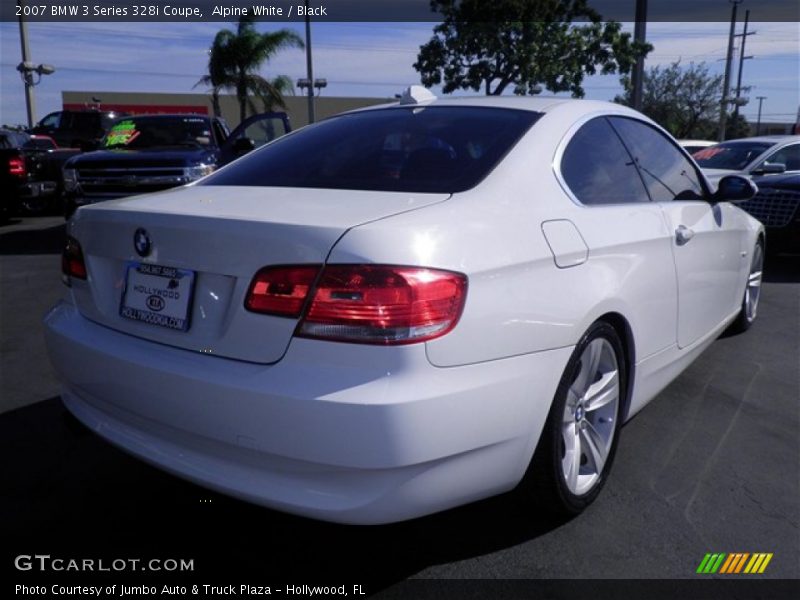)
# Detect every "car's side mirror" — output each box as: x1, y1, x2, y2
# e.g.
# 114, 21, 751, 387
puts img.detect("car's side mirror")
751, 162, 786, 176
712, 175, 757, 203
233, 137, 256, 156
